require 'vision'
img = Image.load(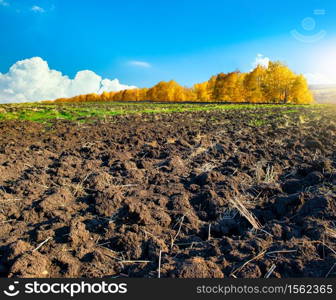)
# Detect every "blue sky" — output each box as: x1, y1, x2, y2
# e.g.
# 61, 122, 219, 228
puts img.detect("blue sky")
0, 0, 336, 102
